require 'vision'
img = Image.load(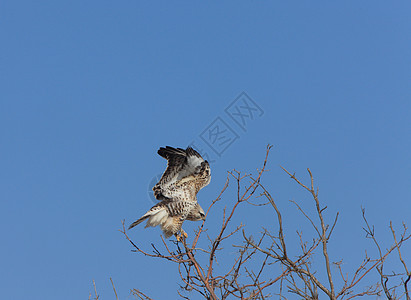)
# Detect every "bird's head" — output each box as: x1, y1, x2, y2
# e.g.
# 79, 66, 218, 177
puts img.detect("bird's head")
187, 203, 206, 222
